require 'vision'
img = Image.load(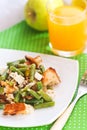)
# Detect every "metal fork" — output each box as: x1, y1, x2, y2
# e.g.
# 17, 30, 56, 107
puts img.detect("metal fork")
51, 70, 87, 130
